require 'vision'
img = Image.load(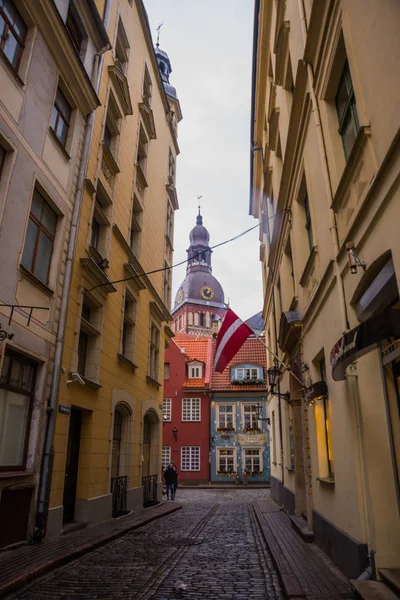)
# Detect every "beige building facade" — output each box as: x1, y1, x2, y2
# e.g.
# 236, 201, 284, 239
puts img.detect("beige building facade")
46, 0, 182, 537
251, 0, 400, 580
0, 0, 108, 547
